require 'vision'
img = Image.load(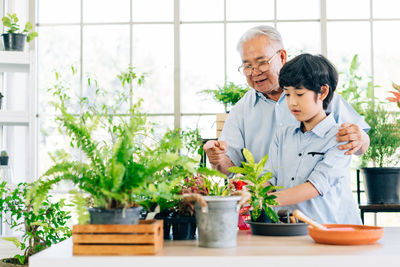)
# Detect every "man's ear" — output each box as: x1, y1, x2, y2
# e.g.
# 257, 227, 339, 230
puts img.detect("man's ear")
319, 85, 329, 101
279, 49, 288, 65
